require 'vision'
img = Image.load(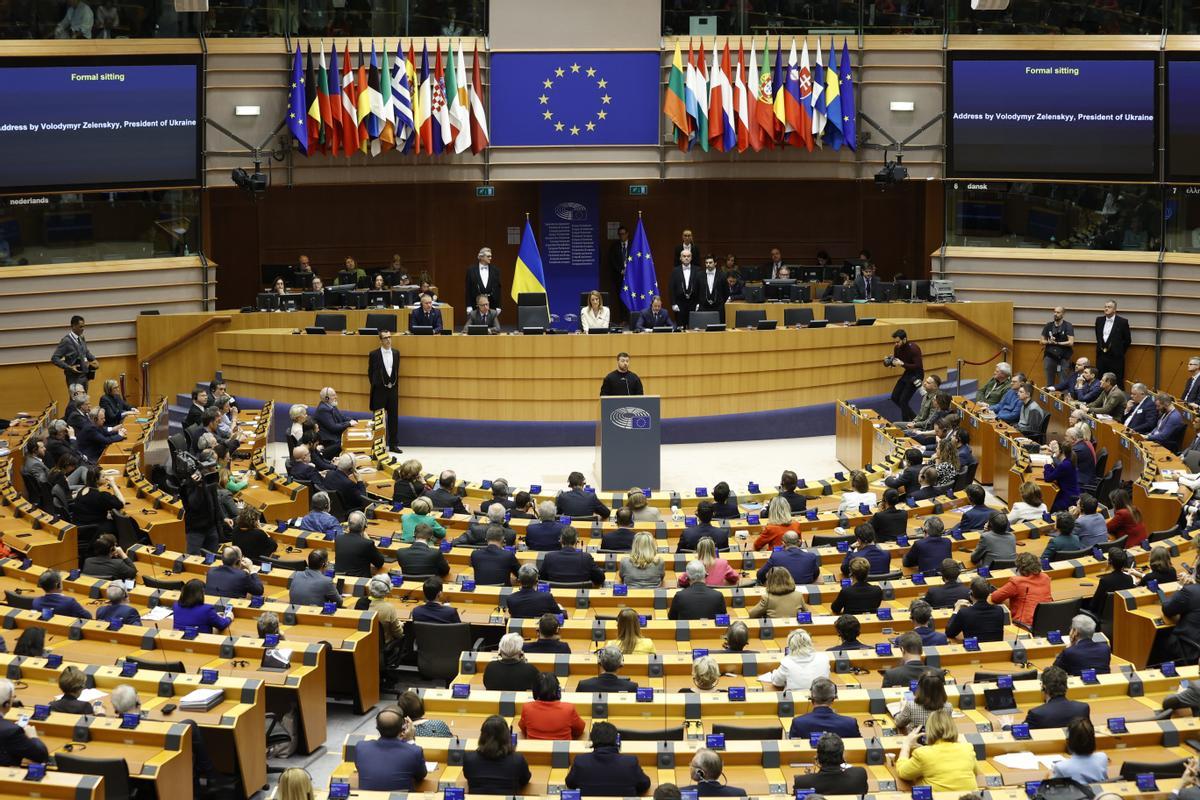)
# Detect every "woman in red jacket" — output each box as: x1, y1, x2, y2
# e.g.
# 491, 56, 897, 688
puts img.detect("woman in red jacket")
1106, 488, 1149, 548
754, 496, 804, 550
517, 673, 584, 741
